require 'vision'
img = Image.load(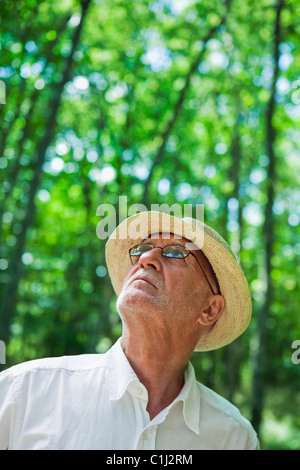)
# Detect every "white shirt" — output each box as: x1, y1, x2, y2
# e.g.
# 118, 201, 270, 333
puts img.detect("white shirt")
0, 338, 259, 450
